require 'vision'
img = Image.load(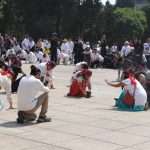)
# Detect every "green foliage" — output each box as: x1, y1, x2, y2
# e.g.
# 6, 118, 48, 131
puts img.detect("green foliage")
0, 0, 148, 43
112, 8, 147, 41
143, 5, 150, 36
